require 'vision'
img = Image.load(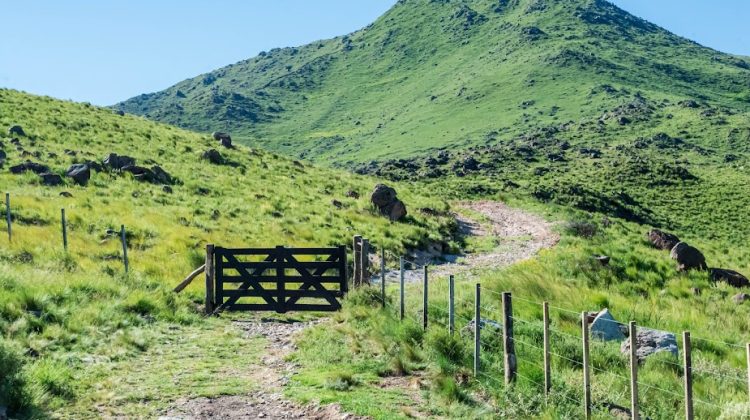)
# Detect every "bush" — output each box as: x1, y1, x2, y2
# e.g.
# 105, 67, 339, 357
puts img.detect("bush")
564, 220, 598, 238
